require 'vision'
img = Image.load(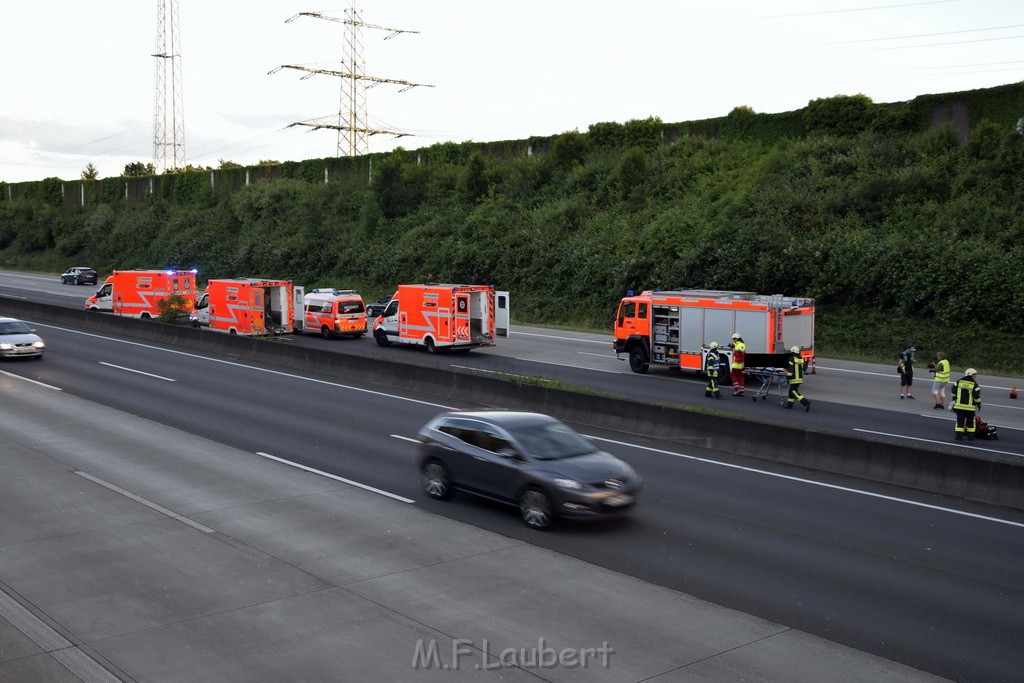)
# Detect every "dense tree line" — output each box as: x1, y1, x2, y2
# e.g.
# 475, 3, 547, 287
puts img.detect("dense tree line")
2, 89, 1023, 371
